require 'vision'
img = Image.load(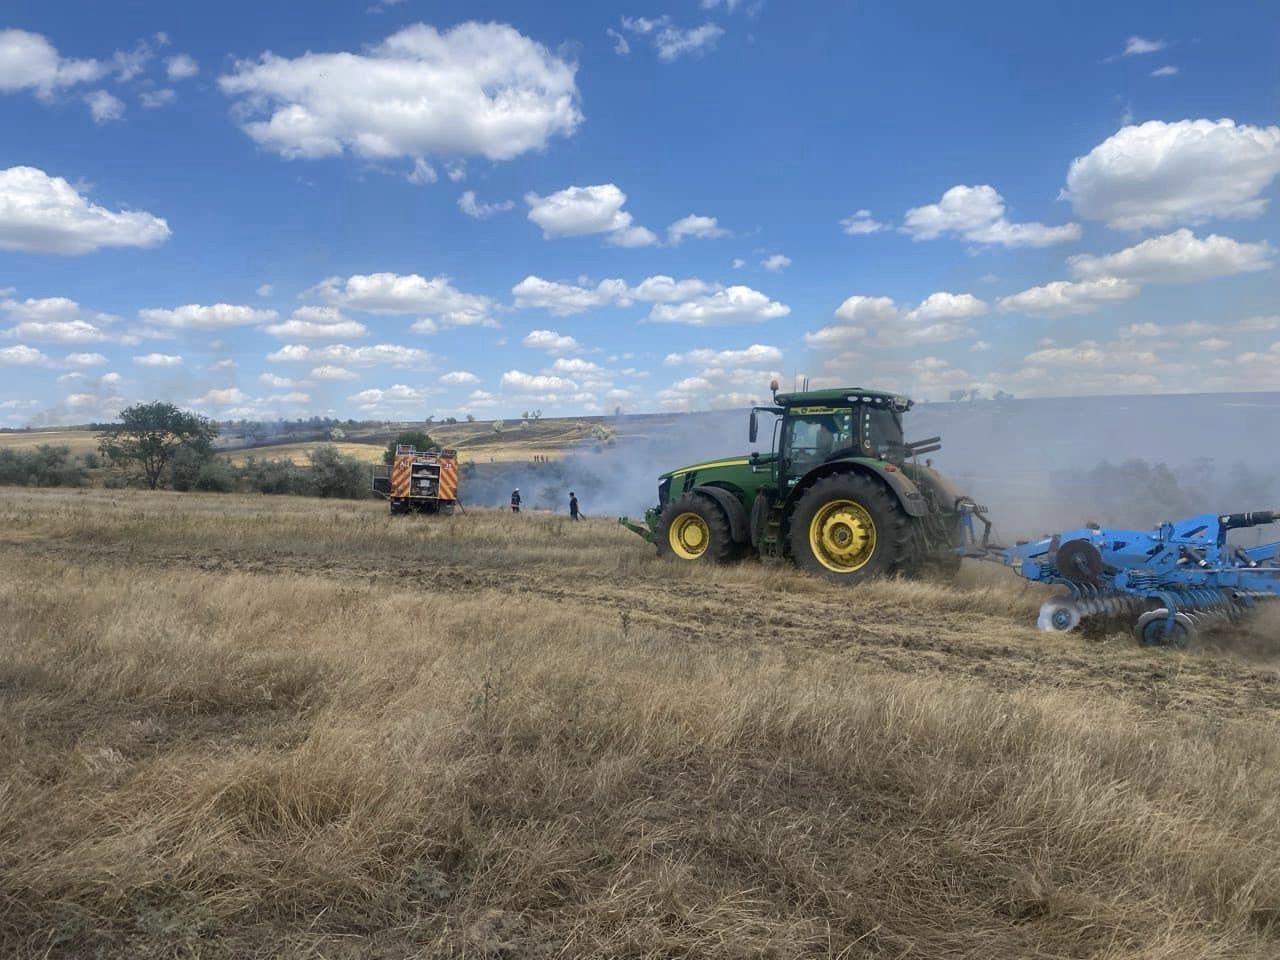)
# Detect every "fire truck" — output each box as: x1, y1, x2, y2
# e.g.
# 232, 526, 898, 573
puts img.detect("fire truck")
372, 445, 461, 514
